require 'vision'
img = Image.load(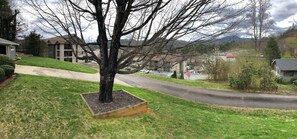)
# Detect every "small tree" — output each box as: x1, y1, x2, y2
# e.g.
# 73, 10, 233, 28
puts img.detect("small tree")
171, 70, 177, 79
246, 0, 273, 50
205, 58, 230, 82
265, 37, 281, 64
23, 31, 46, 56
